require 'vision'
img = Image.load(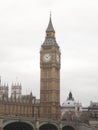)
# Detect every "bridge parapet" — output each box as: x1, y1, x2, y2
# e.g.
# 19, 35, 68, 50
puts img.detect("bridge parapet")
0, 115, 97, 130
